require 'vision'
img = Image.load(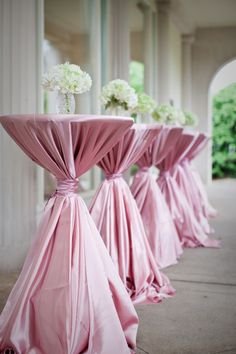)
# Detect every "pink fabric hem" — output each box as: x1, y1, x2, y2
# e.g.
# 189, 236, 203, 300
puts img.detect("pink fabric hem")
0, 115, 138, 354
158, 175, 220, 249
174, 164, 214, 235
131, 171, 183, 269
90, 178, 175, 305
